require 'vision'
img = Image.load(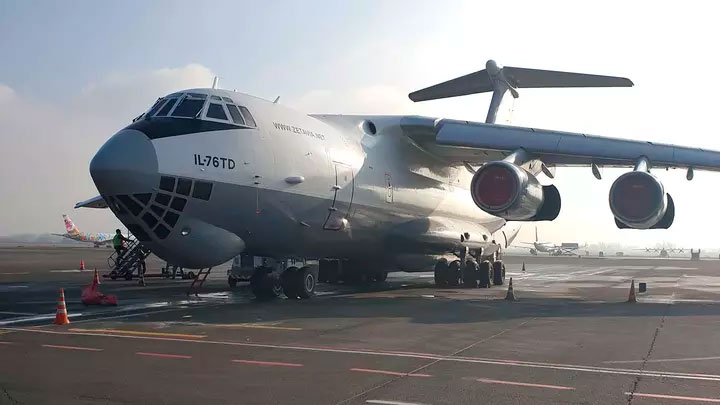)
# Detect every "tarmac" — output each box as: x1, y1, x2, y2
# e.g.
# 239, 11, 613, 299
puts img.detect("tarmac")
1, 245, 720, 404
